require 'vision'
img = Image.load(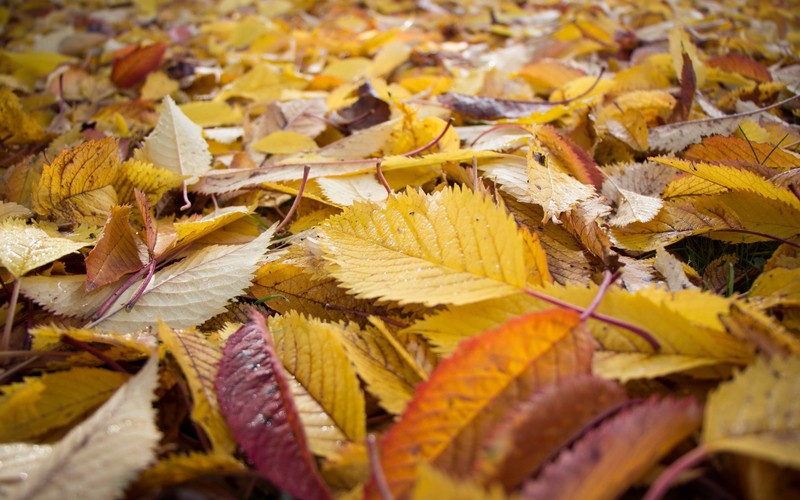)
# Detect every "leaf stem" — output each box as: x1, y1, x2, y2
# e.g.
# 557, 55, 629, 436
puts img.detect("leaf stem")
180, 180, 192, 211
275, 166, 310, 233
367, 434, 394, 500
644, 445, 711, 500
60, 334, 129, 373
1, 278, 21, 353
376, 161, 393, 196
522, 286, 660, 350
469, 123, 532, 147
403, 117, 454, 157
92, 265, 149, 321
125, 256, 157, 311
580, 270, 619, 321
